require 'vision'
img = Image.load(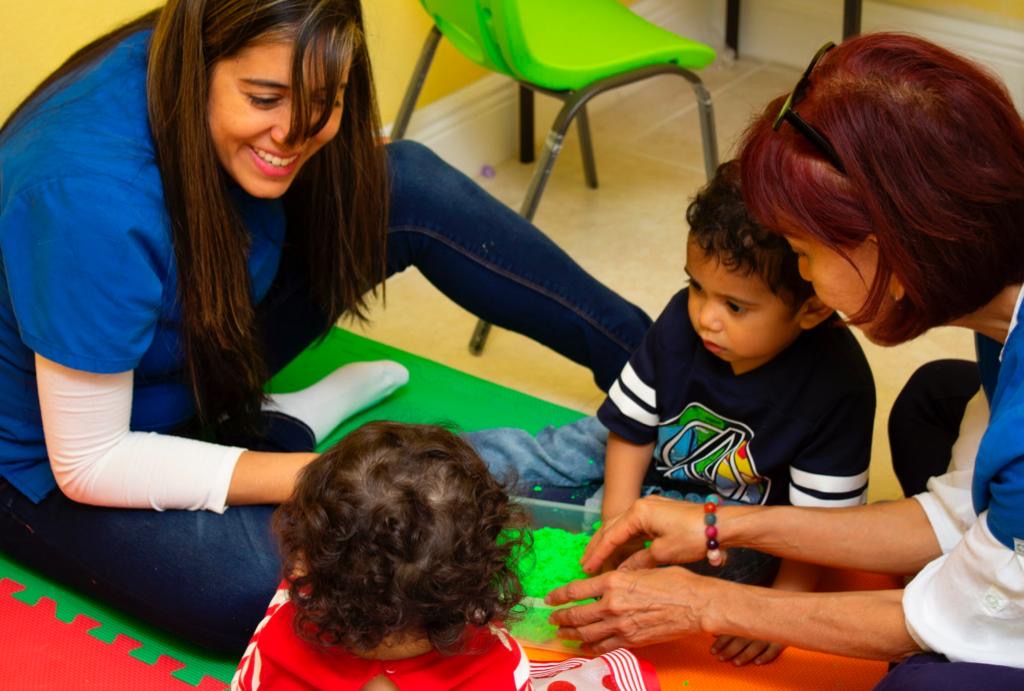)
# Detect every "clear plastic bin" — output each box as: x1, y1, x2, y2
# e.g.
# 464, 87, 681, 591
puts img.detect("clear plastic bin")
509, 497, 601, 654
